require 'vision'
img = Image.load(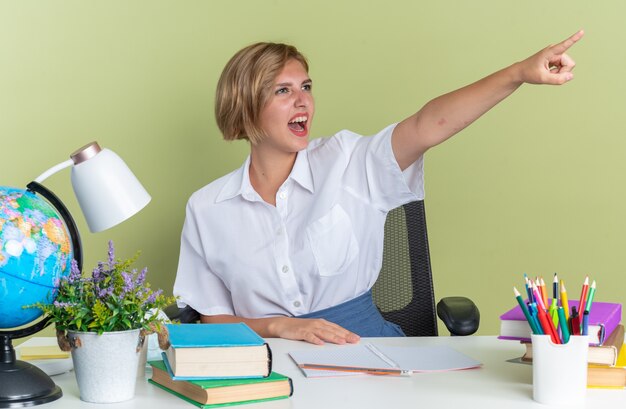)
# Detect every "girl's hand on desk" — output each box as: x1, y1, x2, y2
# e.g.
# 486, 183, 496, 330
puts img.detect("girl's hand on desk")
268, 317, 360, 345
